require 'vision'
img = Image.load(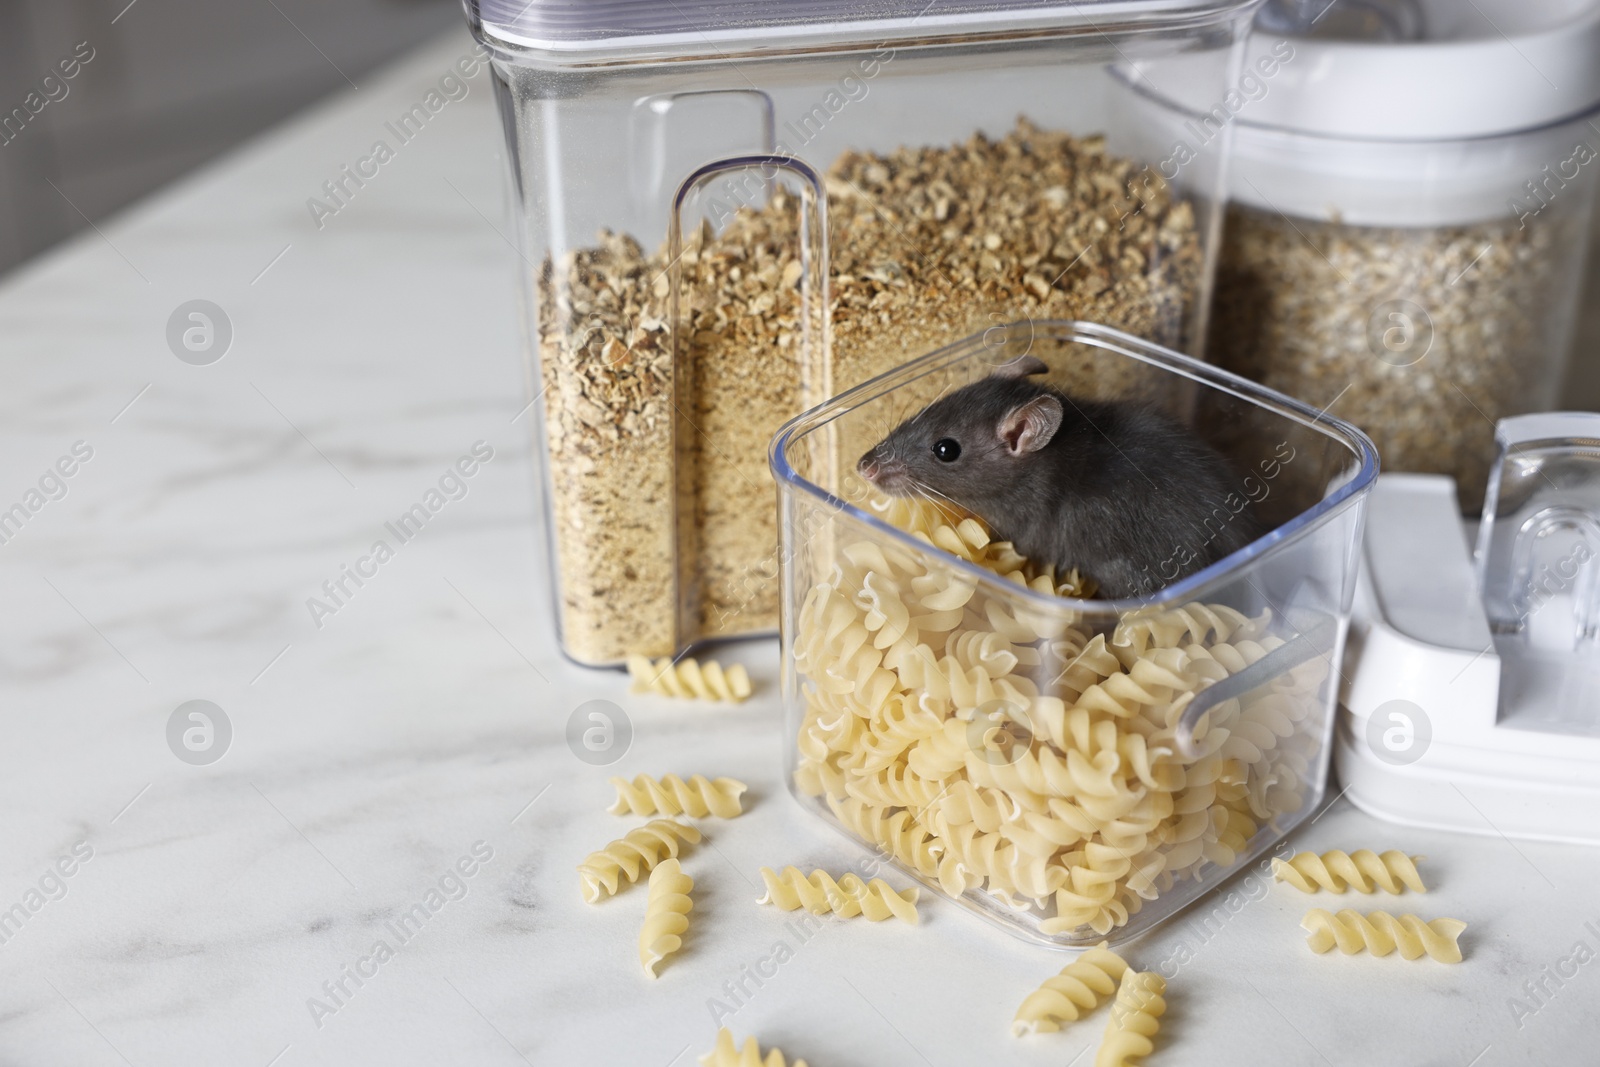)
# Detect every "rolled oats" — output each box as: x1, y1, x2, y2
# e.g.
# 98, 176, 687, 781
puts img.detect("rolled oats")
1209, 204, 1566, 511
